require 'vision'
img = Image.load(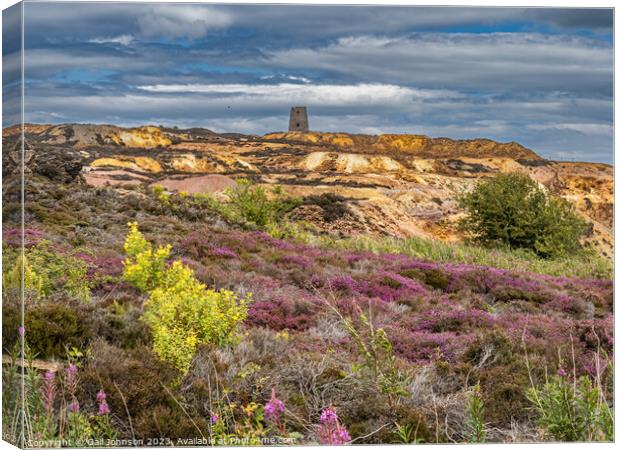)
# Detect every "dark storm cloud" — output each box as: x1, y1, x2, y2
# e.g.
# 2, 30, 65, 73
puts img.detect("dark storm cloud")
527, 8, 613, 30
2, 2, 613, 163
